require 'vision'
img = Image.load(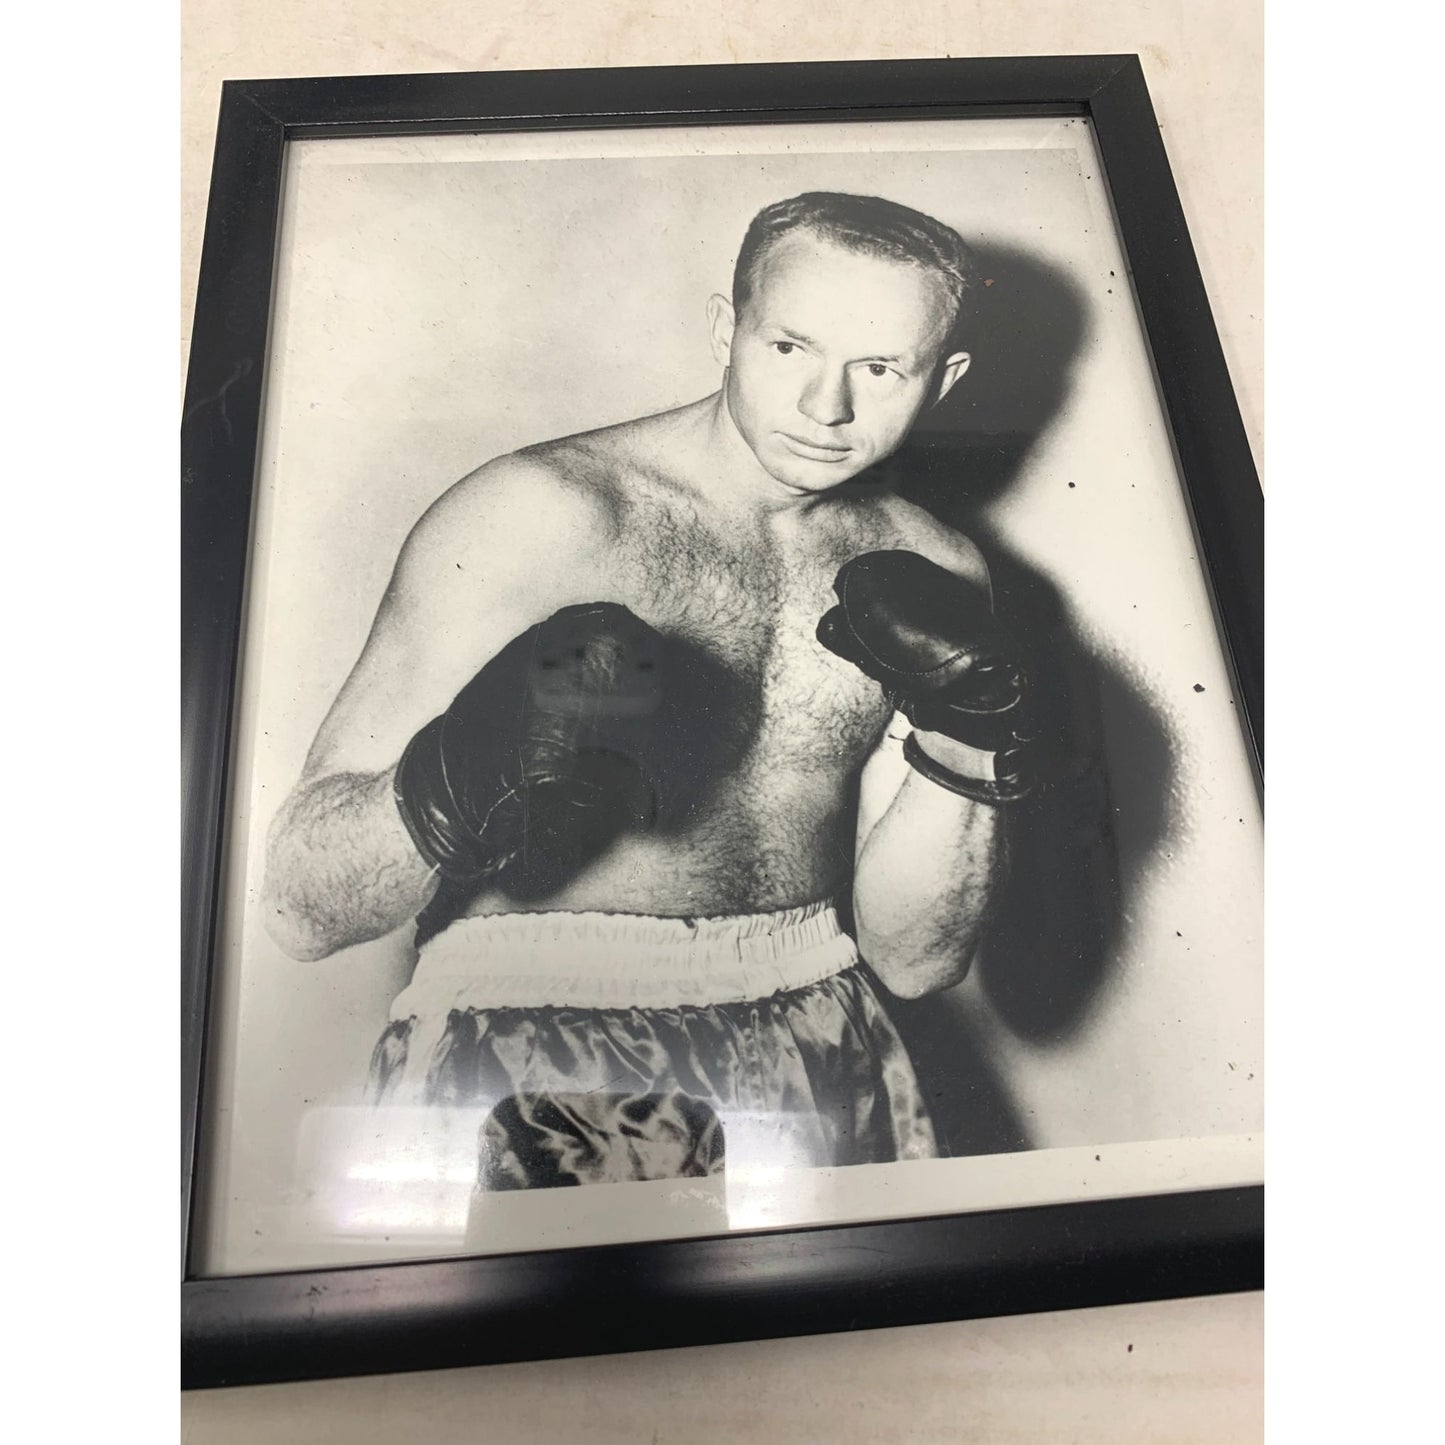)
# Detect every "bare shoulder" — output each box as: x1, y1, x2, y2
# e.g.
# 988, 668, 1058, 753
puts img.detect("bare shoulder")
525, 408, 685, 485
871, 493, 991, 593
397, 444, 626, 605
305, 443, 634, 776
417, 446, 622, 557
